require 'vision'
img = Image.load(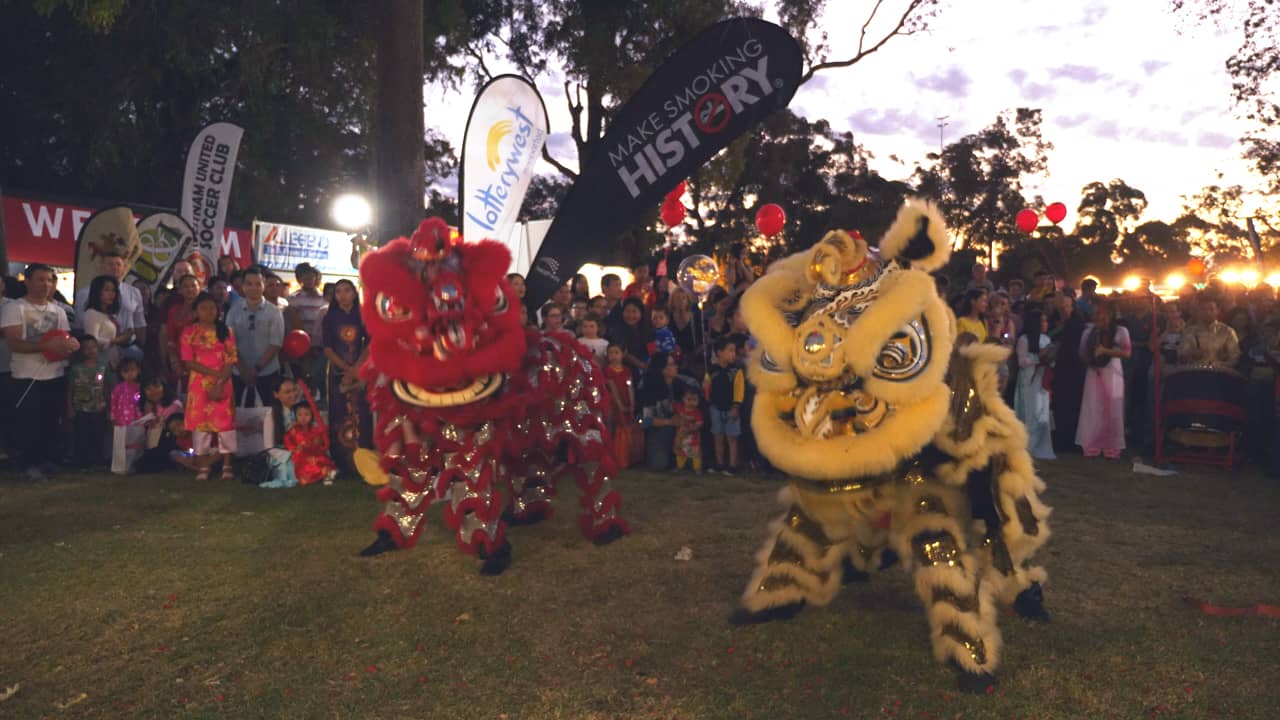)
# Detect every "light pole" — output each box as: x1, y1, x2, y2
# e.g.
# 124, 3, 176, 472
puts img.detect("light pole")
935, 115, 950, 155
